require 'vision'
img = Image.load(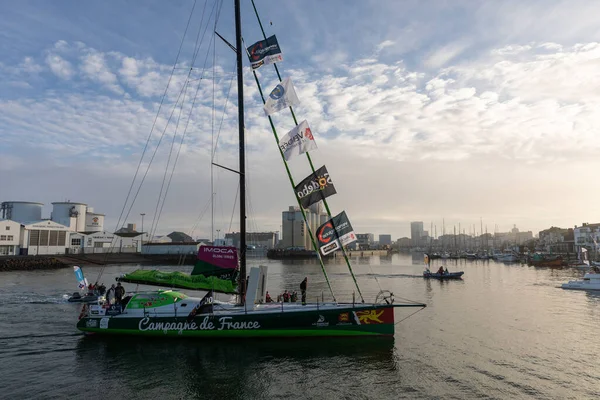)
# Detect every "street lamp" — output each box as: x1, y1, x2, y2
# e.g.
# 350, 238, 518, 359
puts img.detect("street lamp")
140, 213, 146, 243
